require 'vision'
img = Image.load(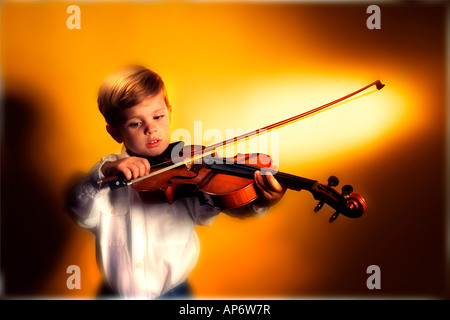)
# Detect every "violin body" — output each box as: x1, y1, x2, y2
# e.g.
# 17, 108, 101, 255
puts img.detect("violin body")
133, 148, 274, 210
